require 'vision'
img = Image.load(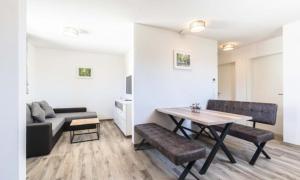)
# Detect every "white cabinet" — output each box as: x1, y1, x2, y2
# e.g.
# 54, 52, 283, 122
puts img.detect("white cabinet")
114, 100, 132, 136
